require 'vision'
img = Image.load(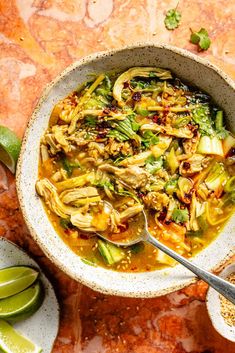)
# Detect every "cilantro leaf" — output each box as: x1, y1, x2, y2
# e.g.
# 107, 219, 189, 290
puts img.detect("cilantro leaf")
145, 155, 163, 174
172, 208, 189, 224
141, 131, 159, 149
85, 115, 97, 127
93, 180, 115, 191
164, 9, 181, 30
60, 218, 73, 229
190, 28, 211, 51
